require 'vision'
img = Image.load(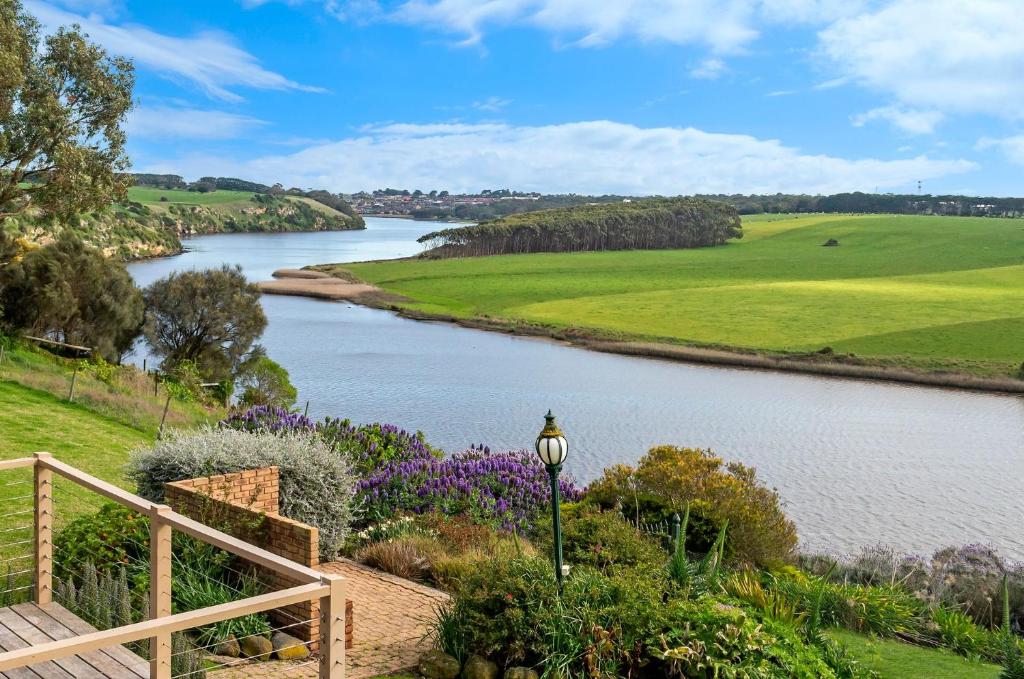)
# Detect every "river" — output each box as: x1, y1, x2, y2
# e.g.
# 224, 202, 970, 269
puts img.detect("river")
126, 217, 1024, 560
